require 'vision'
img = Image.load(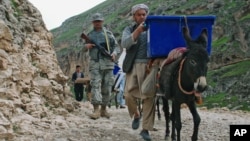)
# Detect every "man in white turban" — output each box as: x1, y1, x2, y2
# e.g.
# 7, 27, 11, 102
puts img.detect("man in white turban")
121, 3, 155, 141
